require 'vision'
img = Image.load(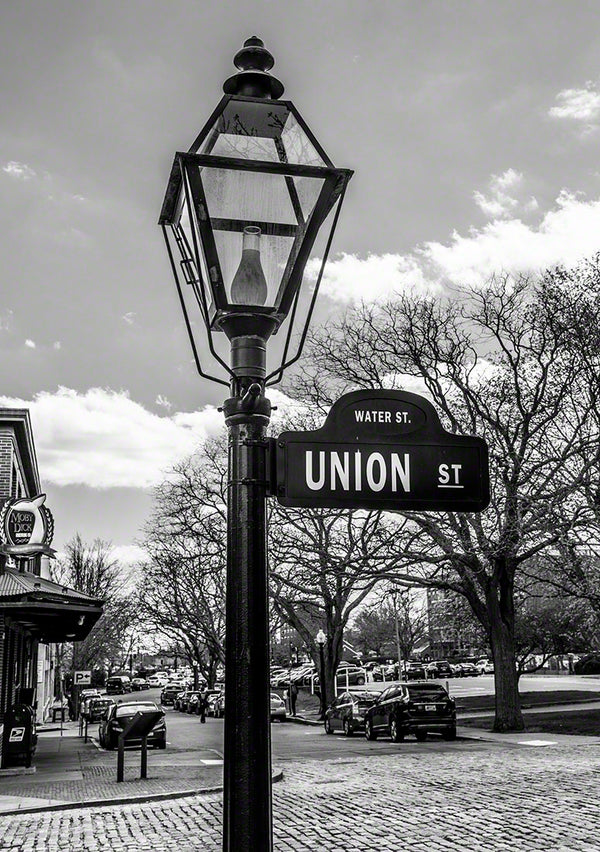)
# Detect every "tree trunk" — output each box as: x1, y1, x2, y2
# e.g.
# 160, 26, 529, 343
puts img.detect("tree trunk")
487, 581, 524, 732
